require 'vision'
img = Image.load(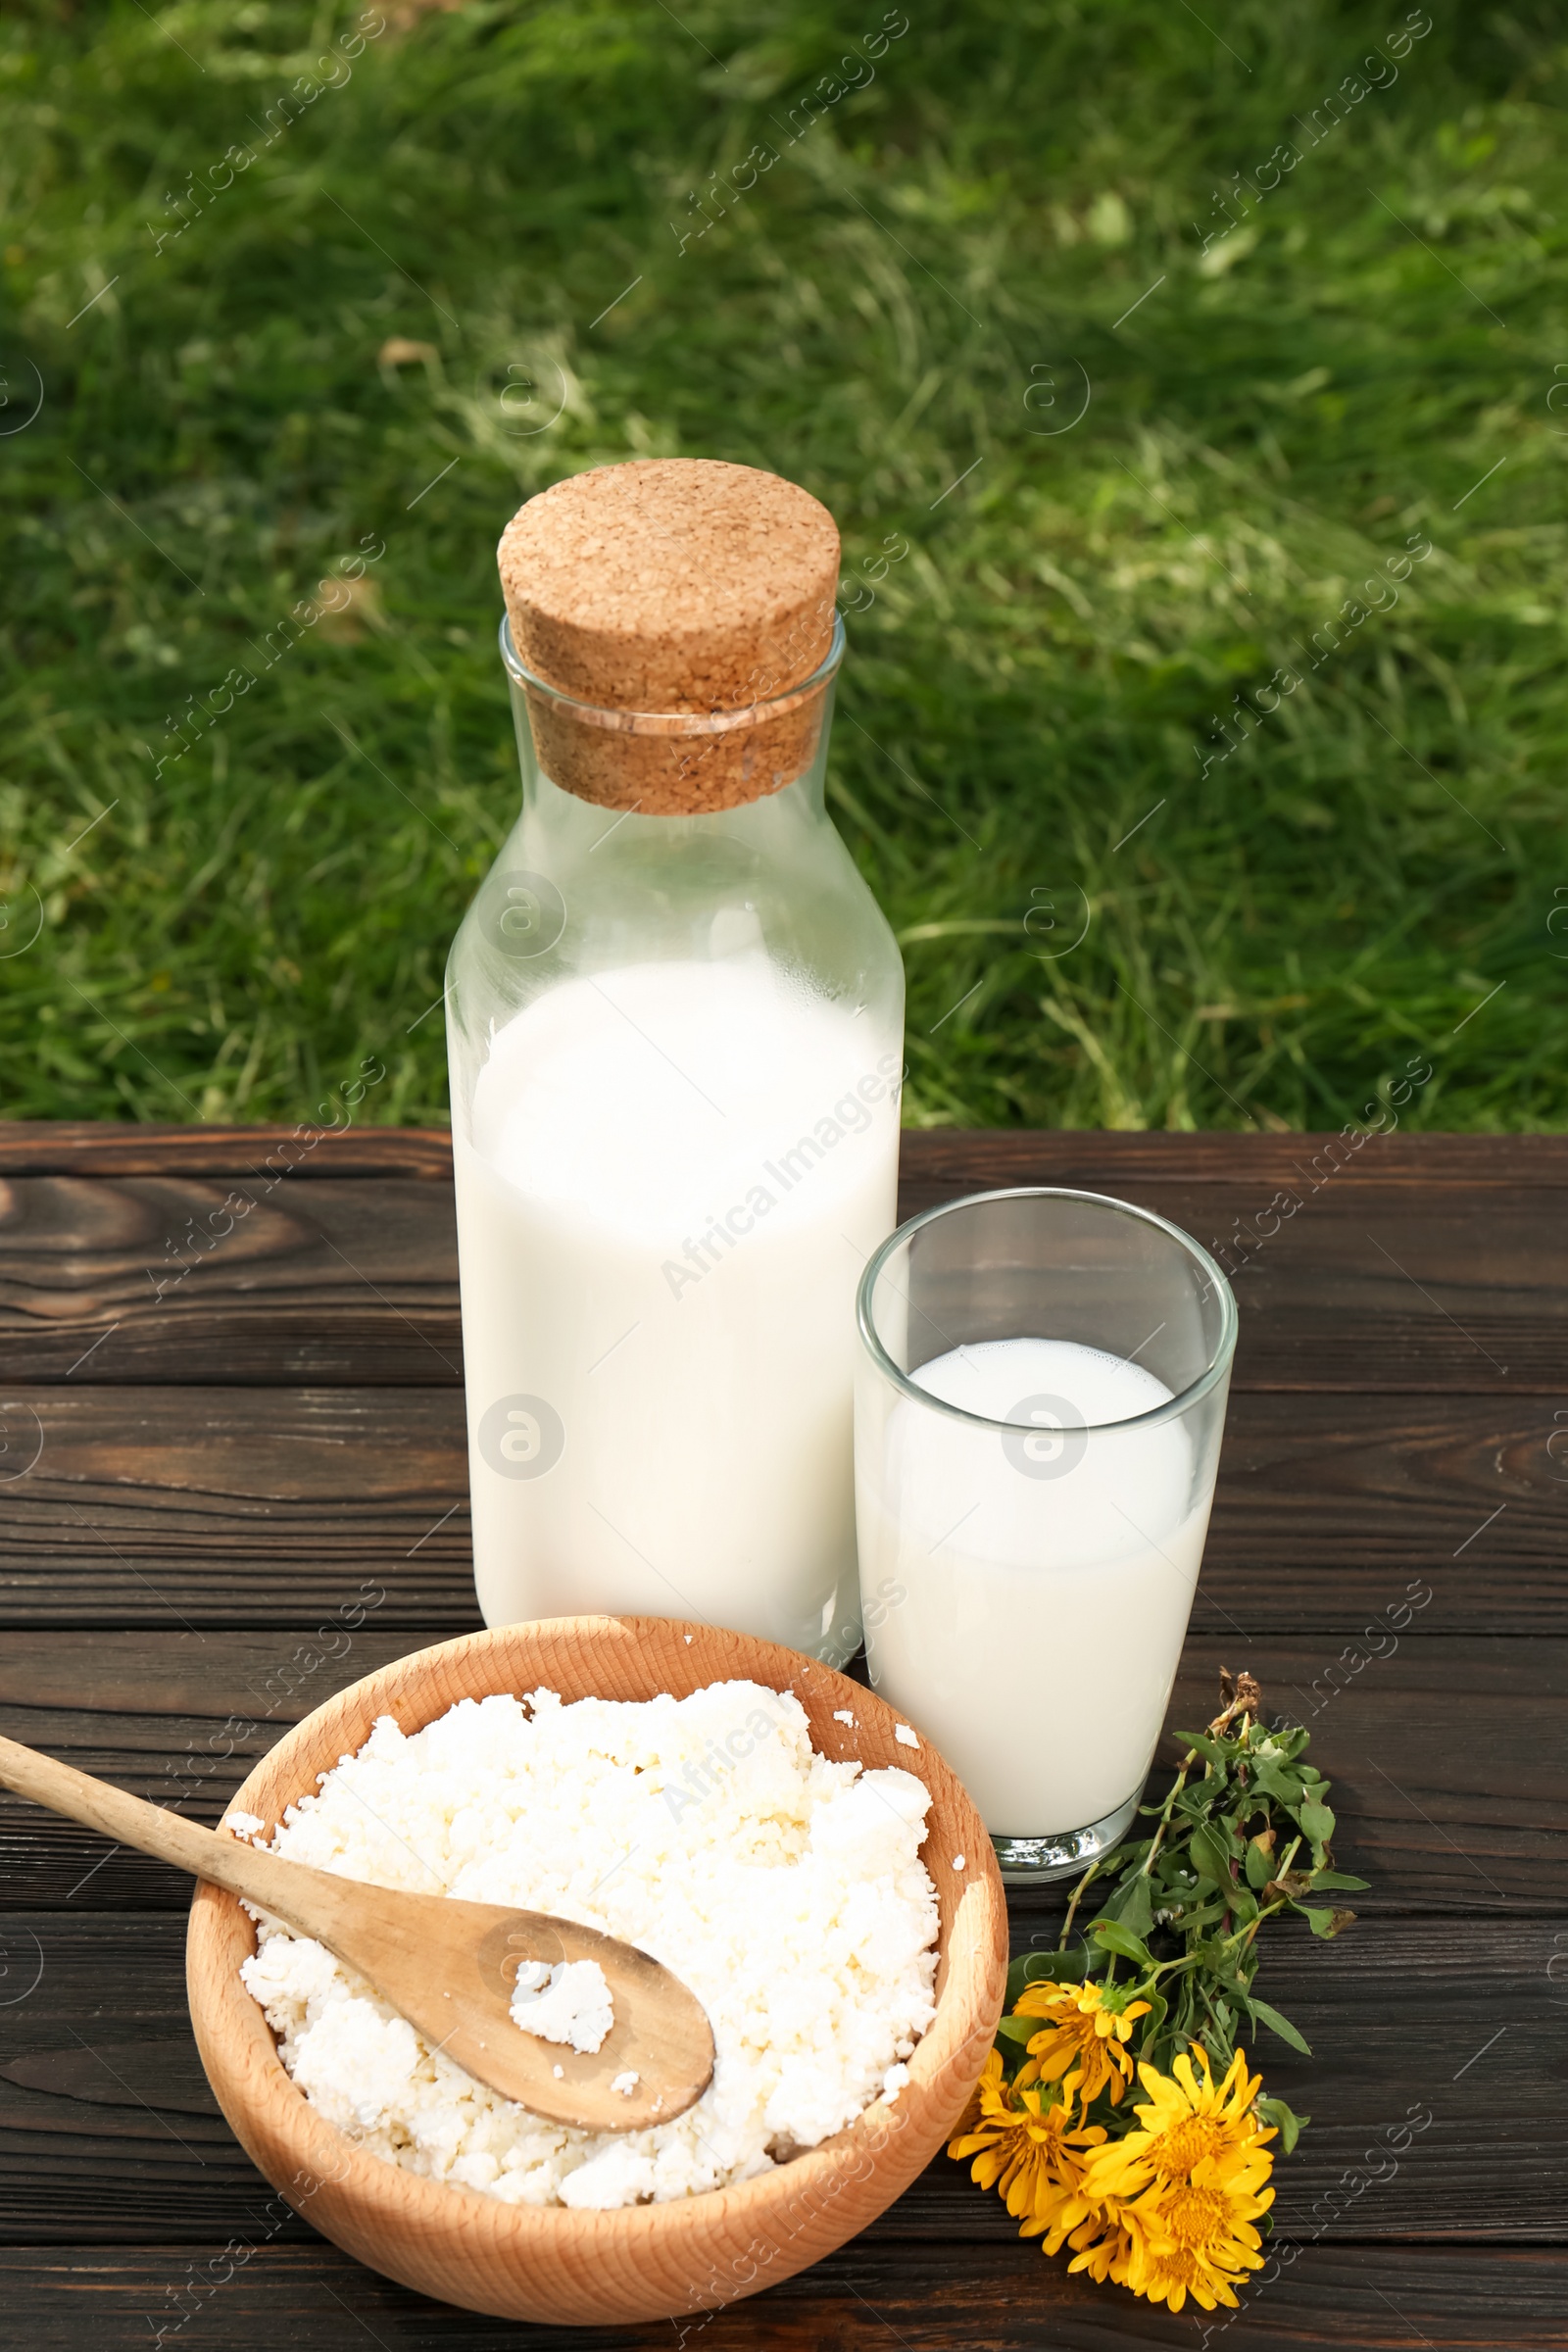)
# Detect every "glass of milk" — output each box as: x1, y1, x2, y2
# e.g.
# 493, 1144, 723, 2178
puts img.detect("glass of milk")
446, 484, 905, 1660
855, 1188, 1237, 1881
